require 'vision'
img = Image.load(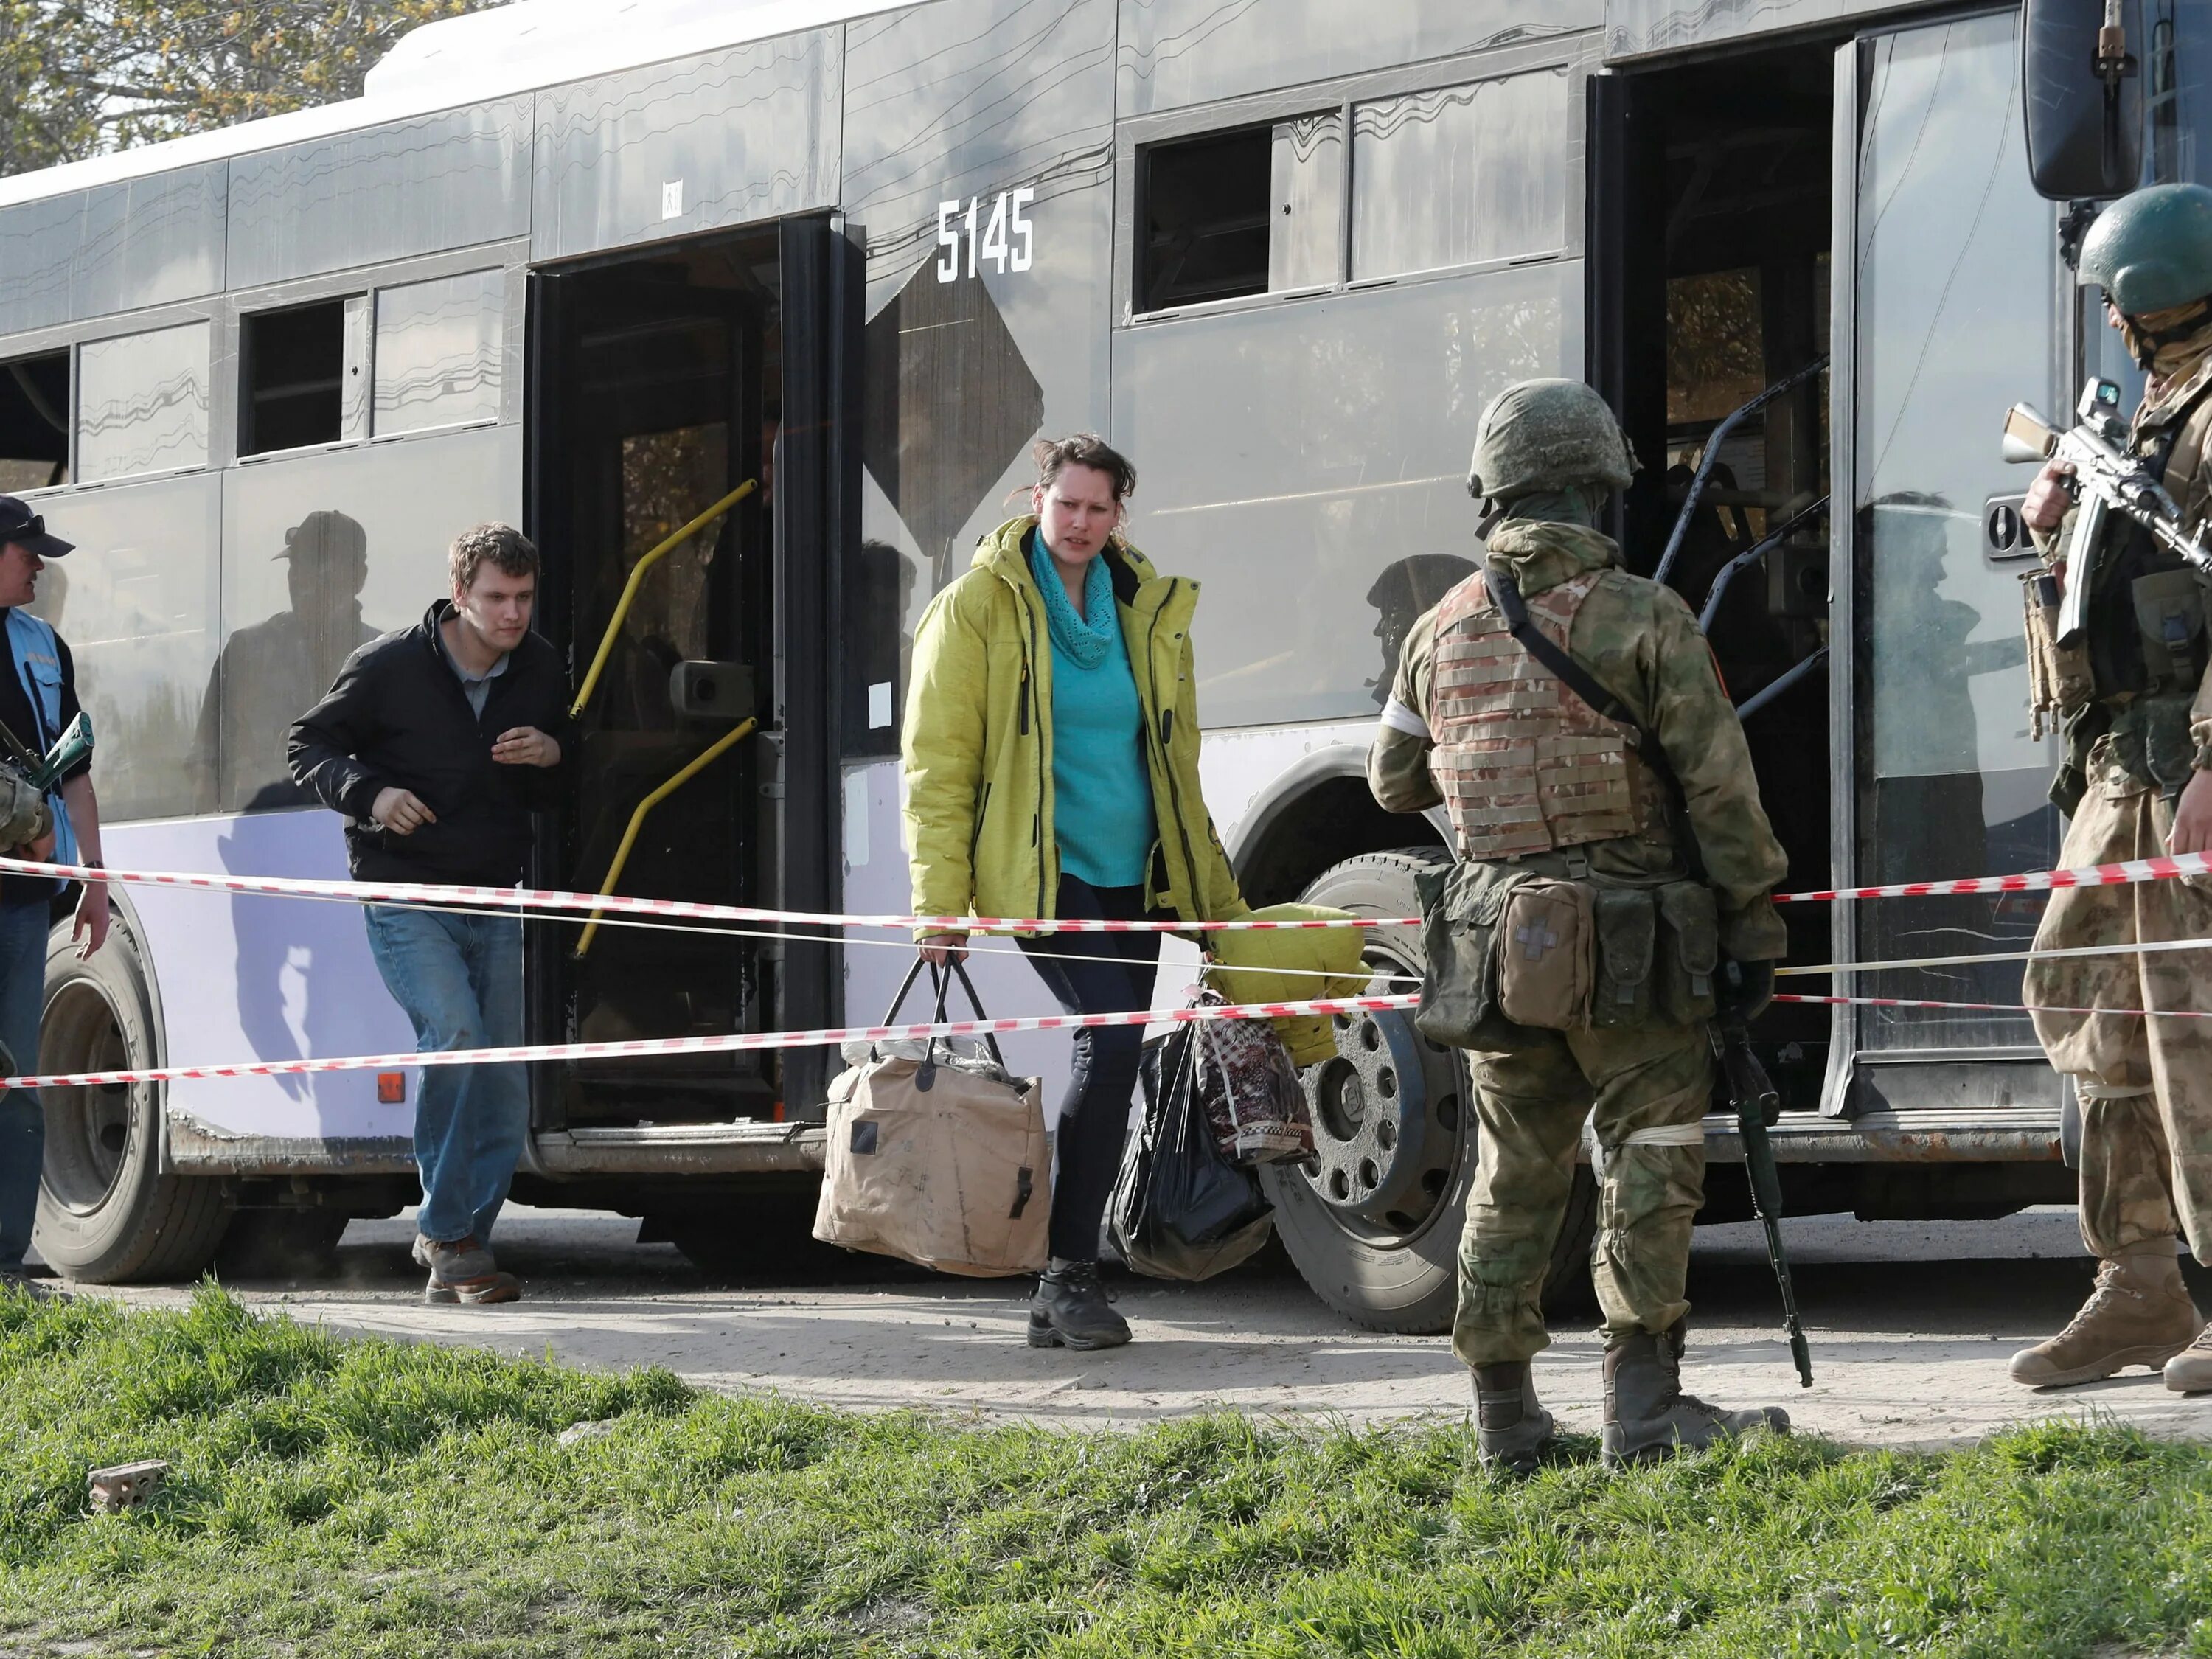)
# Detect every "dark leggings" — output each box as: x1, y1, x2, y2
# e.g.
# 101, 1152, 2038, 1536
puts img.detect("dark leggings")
1018, 874, 1163, 1261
